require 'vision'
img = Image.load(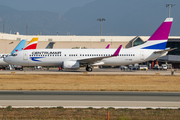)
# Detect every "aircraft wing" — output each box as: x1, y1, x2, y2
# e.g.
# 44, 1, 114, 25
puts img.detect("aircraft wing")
77, 45, 122, 65
154, 48, 177, 54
